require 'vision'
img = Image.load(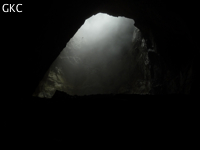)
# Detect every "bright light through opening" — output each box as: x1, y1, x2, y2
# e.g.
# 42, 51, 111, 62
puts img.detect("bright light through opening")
71, 13, 135, 53
74, 13, 135, 42
33, 13, 151, 98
